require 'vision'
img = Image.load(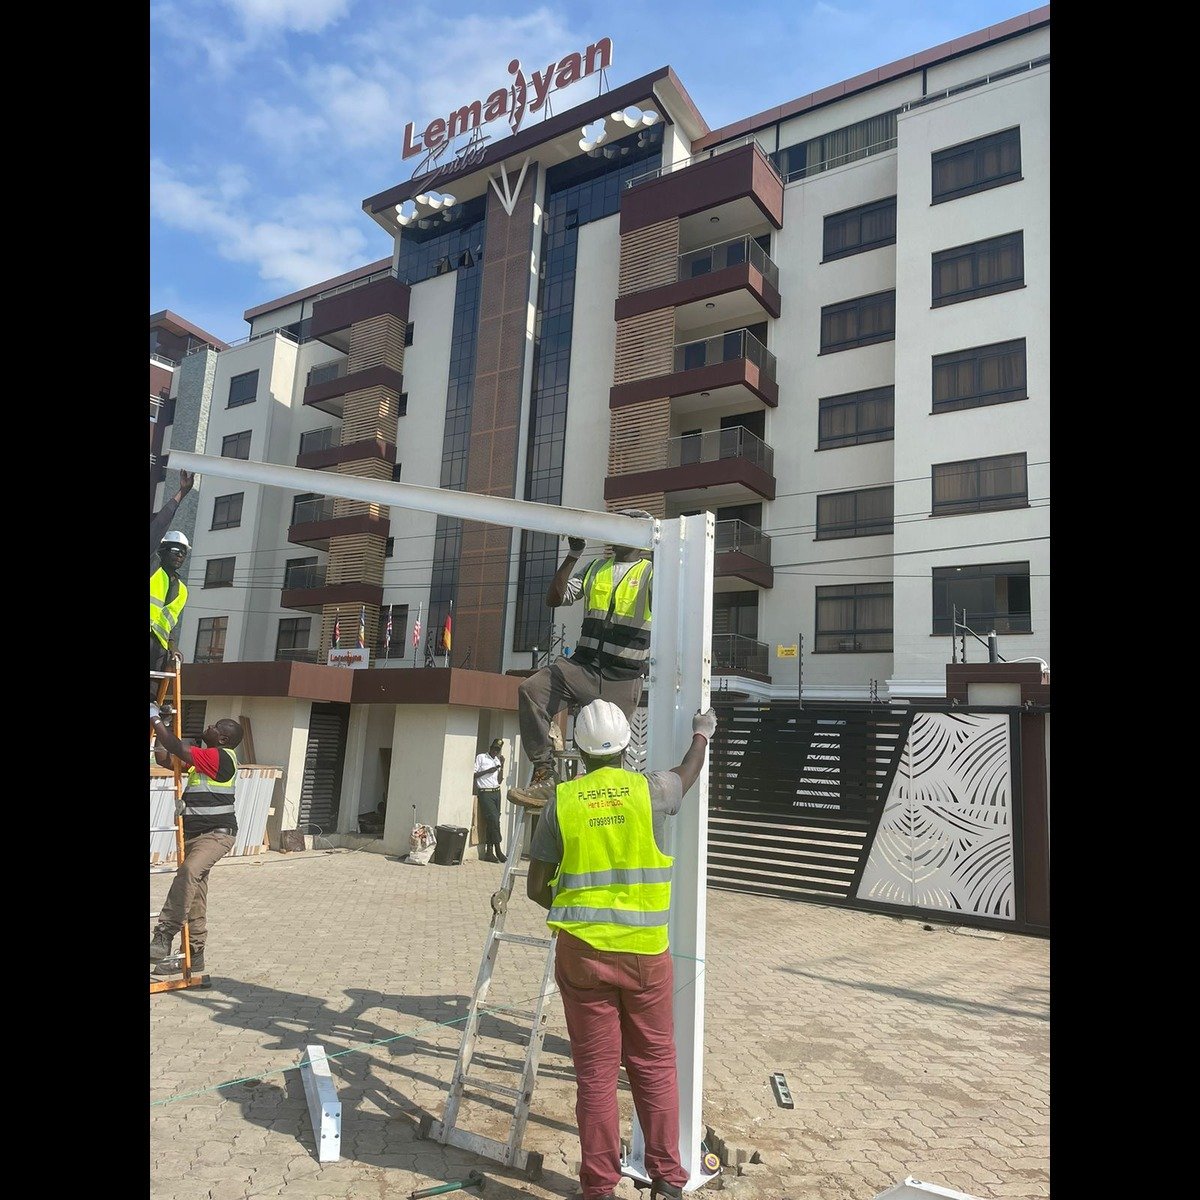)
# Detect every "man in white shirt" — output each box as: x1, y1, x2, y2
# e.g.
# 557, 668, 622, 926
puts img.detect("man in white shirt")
473, 738, 507, 862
